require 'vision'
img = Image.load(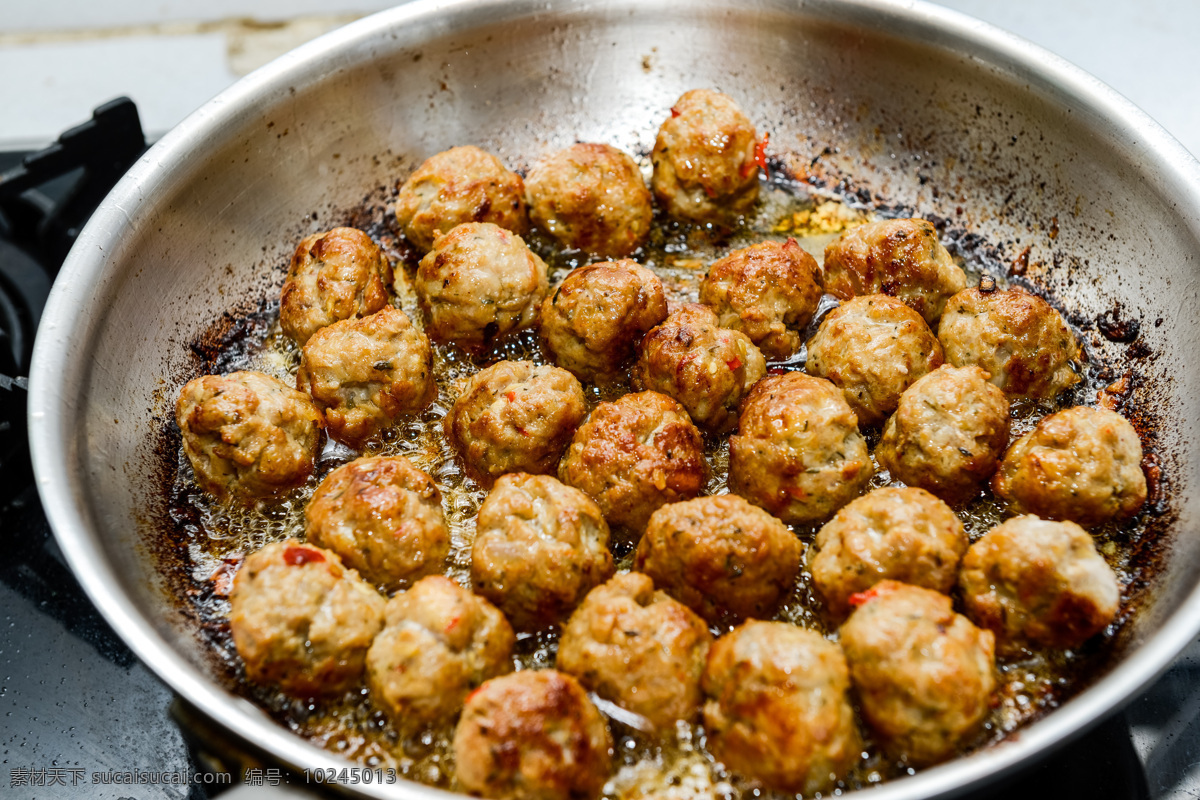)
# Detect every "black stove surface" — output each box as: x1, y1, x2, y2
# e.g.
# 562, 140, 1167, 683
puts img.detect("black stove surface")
0, 100, 1176, 800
